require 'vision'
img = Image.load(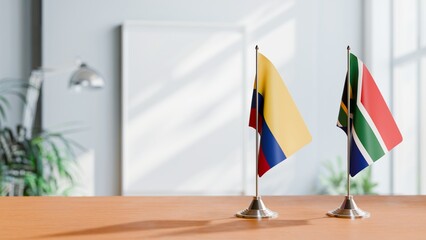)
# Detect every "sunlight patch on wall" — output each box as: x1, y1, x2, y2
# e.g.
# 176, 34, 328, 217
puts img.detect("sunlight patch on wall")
123, 24, 246, 195
393, 62, 418, 194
